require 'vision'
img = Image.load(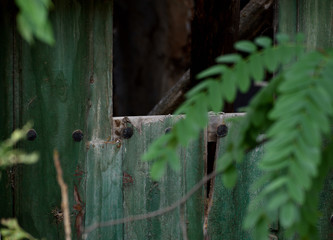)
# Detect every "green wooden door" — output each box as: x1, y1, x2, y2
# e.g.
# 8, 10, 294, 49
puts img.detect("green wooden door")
84, 116, 205, 240
2, 0, 333, 240
0, 0, 113, 239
